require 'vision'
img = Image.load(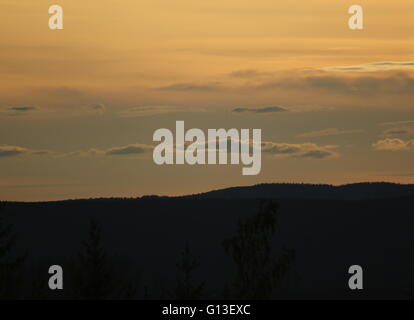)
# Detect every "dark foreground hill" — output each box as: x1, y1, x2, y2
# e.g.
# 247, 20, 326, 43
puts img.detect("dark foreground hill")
2, 182, 414, 300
